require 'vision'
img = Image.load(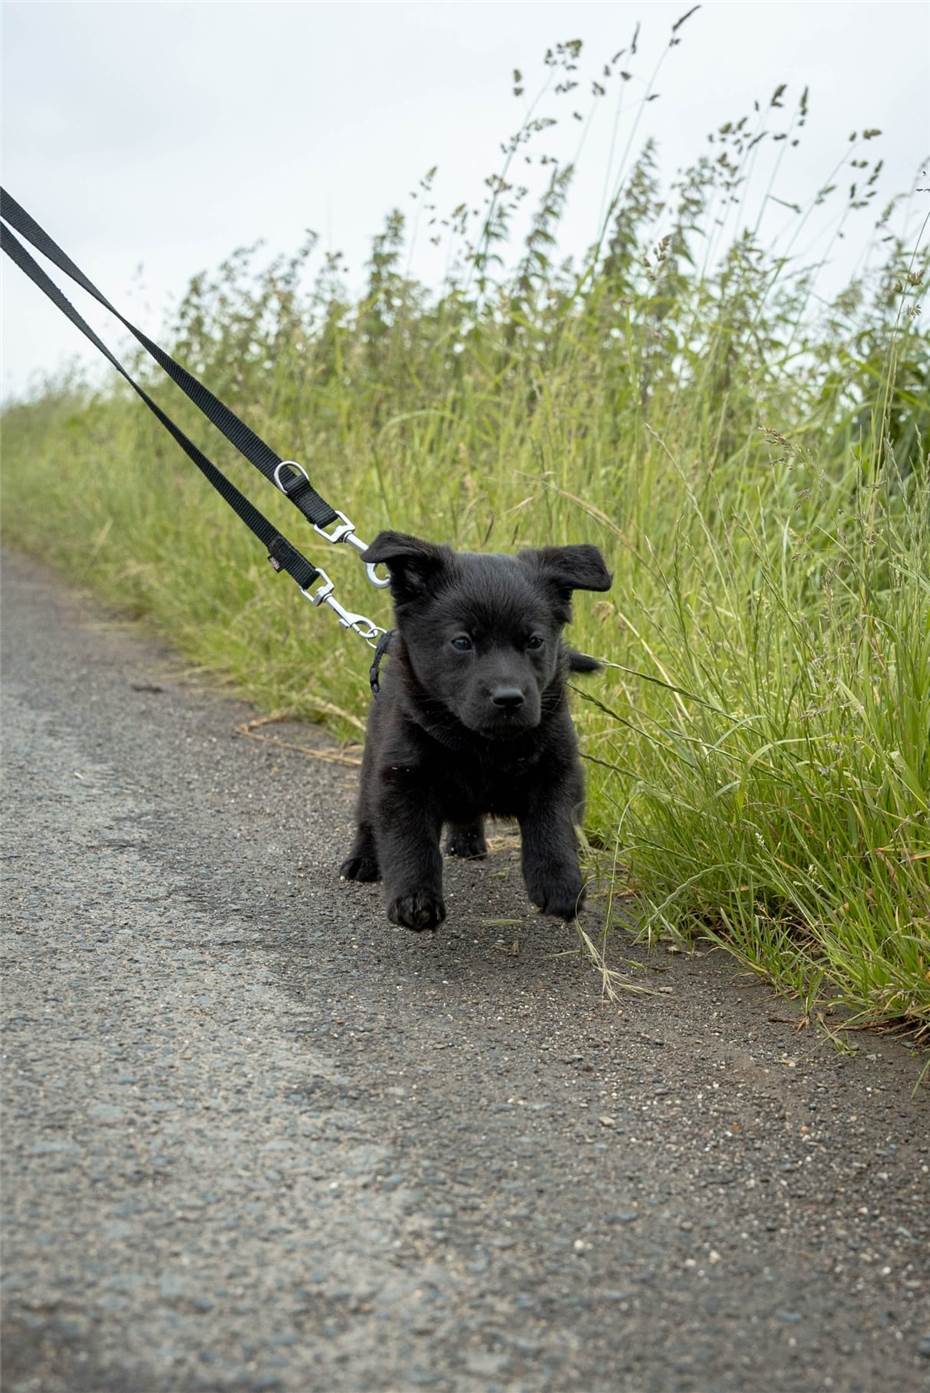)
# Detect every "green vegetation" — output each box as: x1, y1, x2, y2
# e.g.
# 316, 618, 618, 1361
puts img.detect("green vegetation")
3, 25, 928, 1033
